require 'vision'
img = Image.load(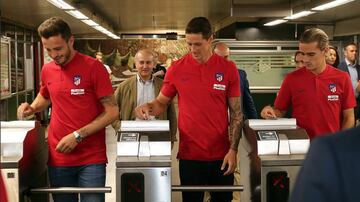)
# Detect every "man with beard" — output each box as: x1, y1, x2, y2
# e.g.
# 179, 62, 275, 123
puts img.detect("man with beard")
17, 17, 119, 202
135, 17, 243, 202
